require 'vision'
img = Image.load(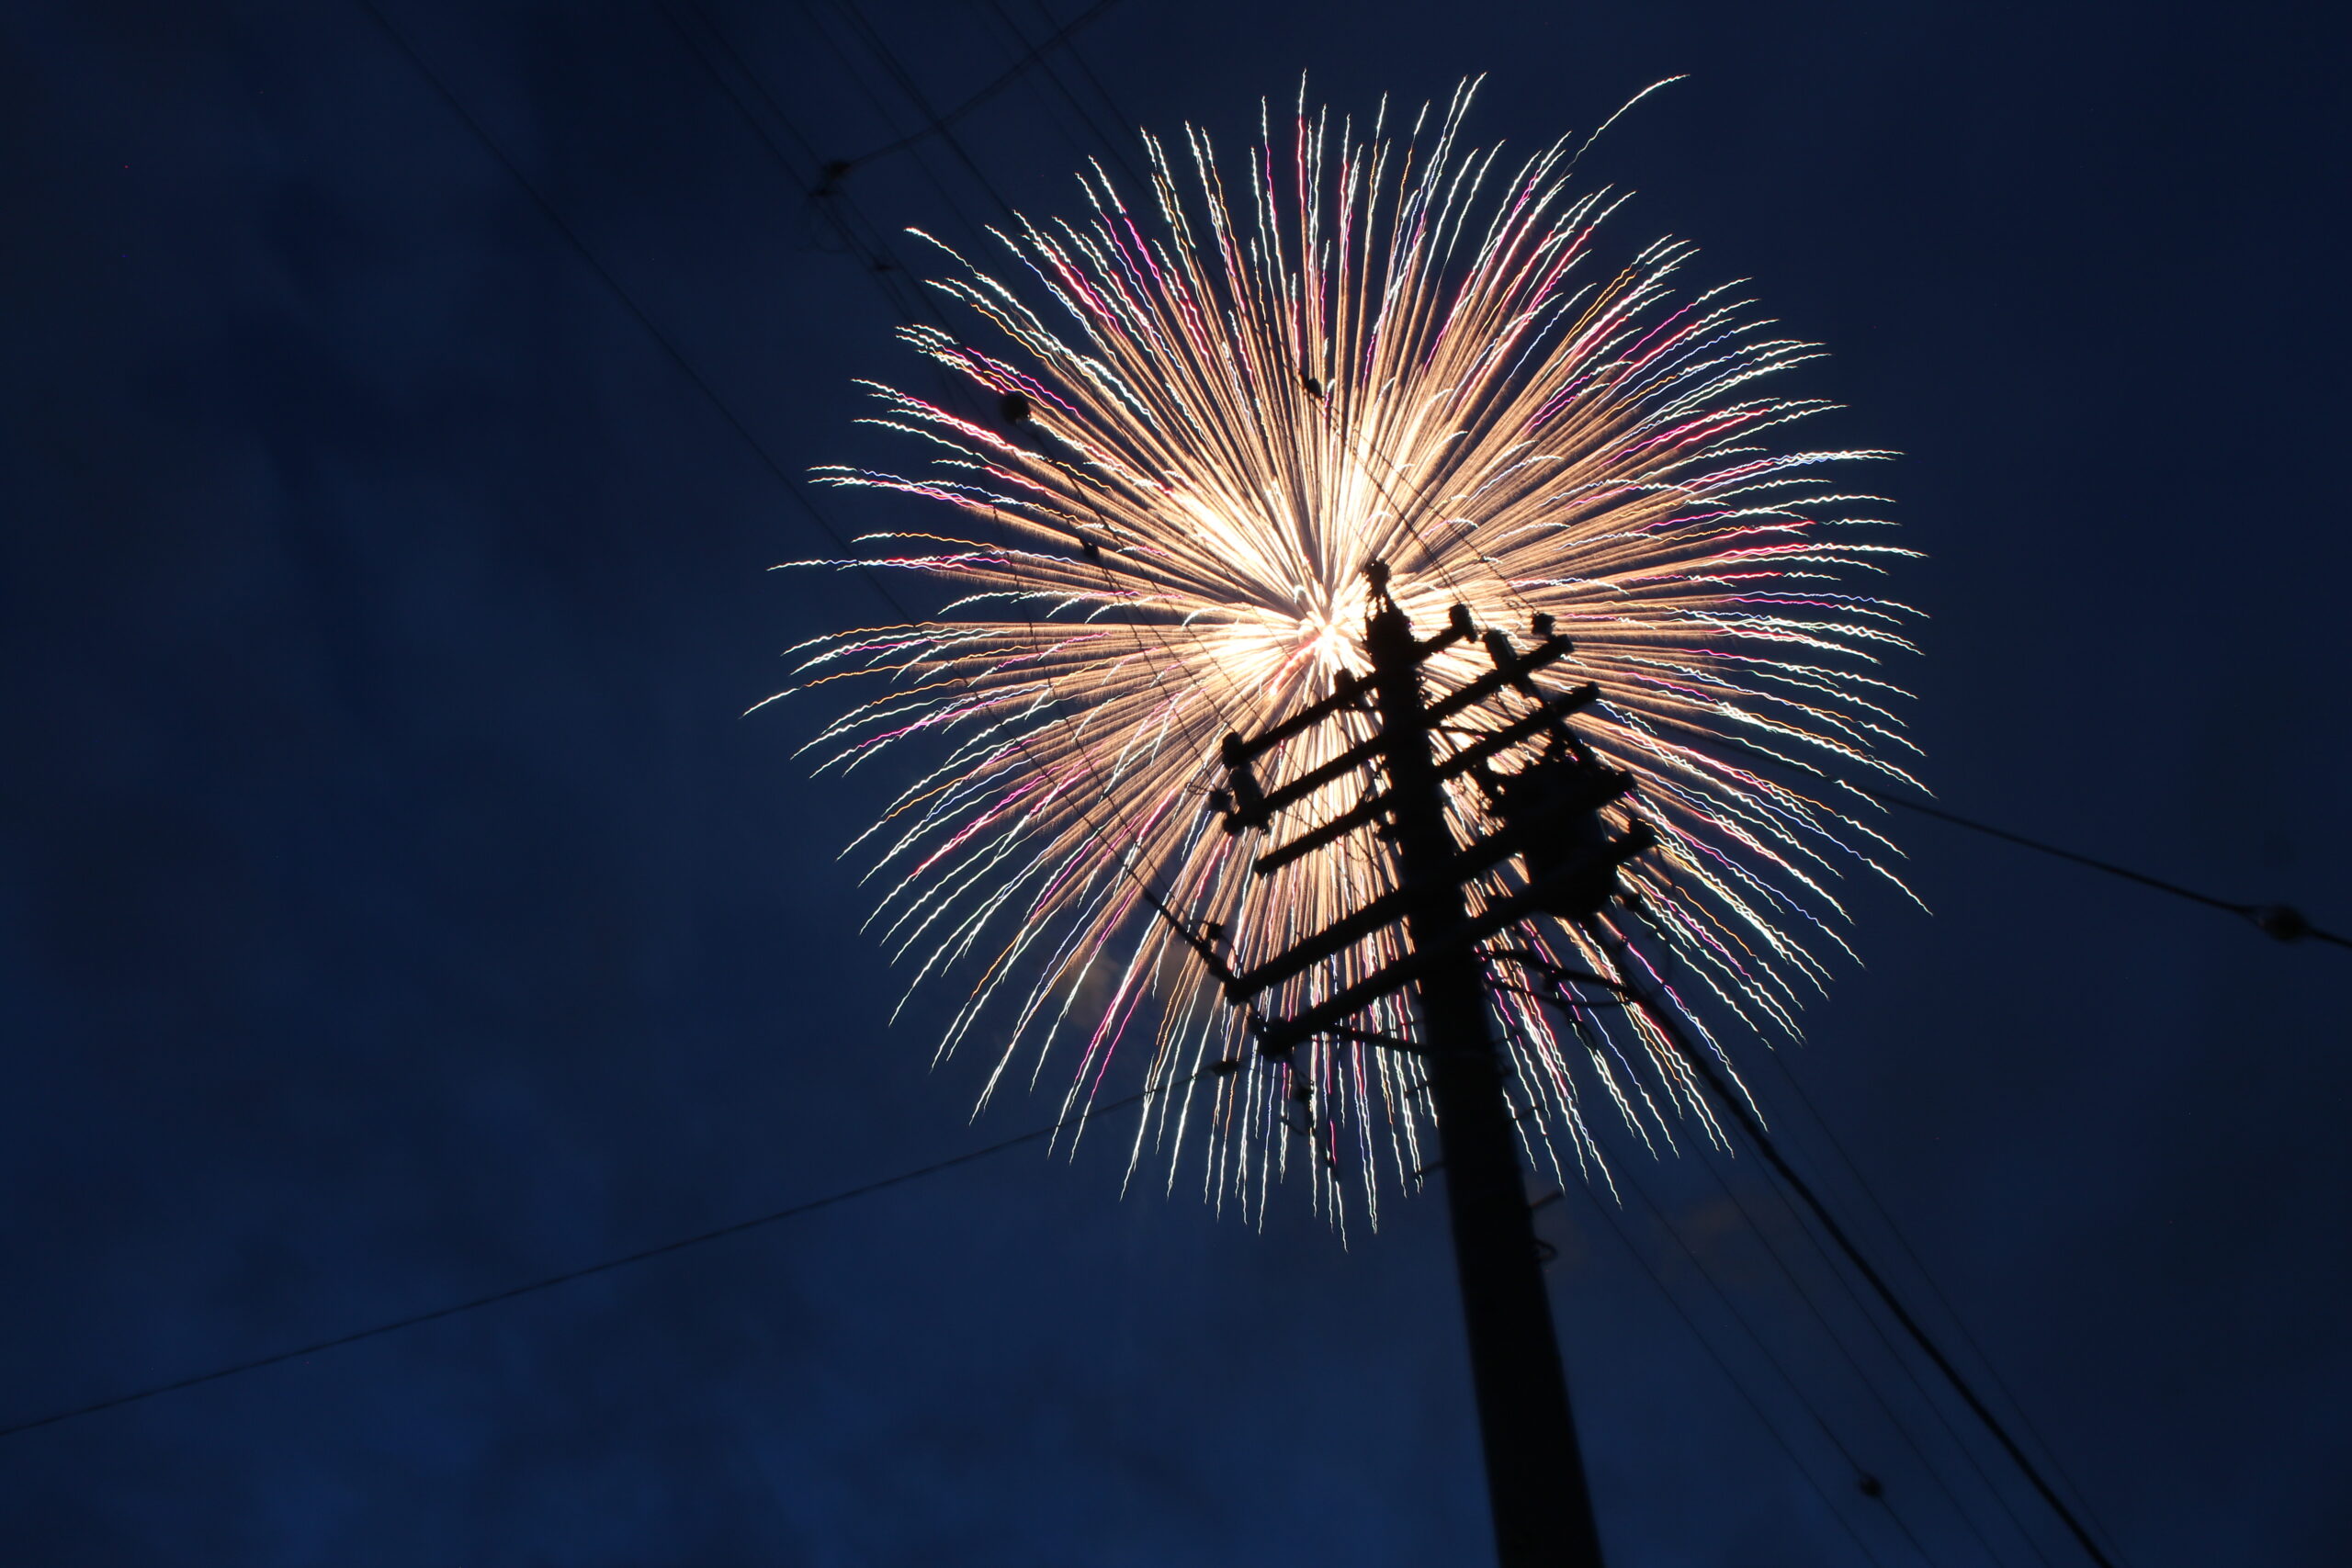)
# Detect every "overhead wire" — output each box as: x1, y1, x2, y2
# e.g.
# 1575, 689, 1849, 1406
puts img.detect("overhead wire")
0, 1069, 1210, 1443
1563, 936, 2131, 1568
1015, 0, 1141, 142
824, 0, 1129, 175
1497, 1009, 1951, 1565
679, 0, 1234, 740
784, 0, 1005, 254
1873, 789, 2344, 949
1697, 730, 2344, 953
661, 8, 1004, 435
1596, 1156, 1946, 1566
1555, 1166, 1900, 1567
682, 1, 1290, 912
351, 0, 1249, 1048
1665, 1089, 2039, 1567
1739, 1036, 2126, 1563
1597, 942, 2052, 1562
979, 0, 1134, 163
